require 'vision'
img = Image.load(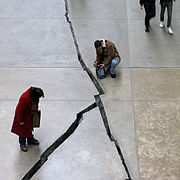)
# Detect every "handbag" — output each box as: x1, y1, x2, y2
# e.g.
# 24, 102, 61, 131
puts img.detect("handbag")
33, 110, 41, 128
